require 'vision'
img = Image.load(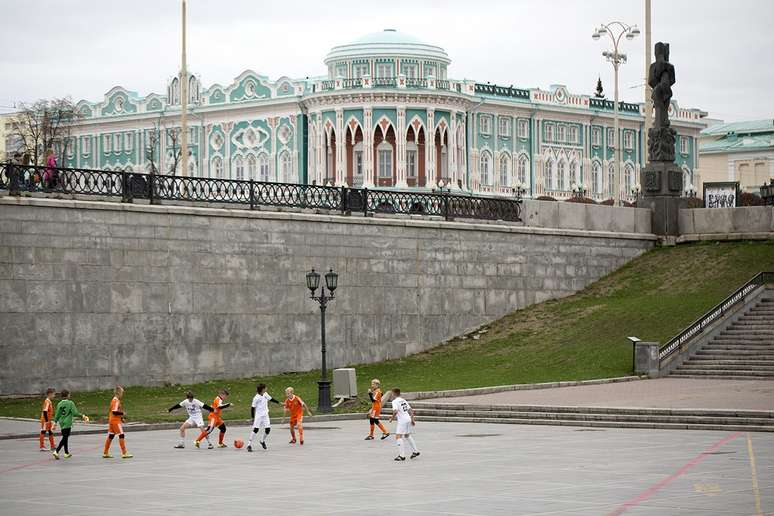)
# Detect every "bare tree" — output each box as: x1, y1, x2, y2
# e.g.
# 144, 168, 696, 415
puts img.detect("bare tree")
165, 126, 183, 175
144, 115, 162, 175
144, 114, 184, 176
9, 98, 79, 165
